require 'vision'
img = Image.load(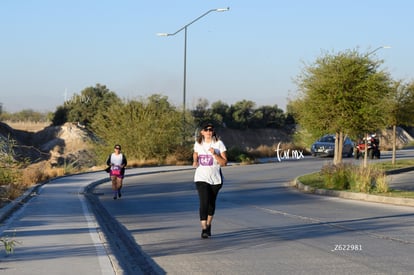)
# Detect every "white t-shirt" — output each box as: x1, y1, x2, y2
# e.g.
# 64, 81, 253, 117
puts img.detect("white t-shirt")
194, 140, 227, 185
110, 153, 124, 167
